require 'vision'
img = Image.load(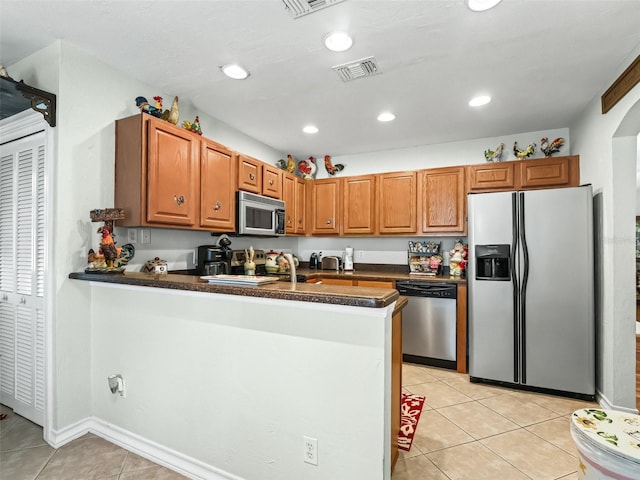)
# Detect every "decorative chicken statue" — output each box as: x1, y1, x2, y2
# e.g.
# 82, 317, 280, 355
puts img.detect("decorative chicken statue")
161, 96, 180, 125
135, 95, 179, 124
513, 141, 536, 160
297, 156, 317, 179
324, 155, 344, 176
540, 137, 565, 157
484, 143, 505, 162
276, 155, 296, 173
182, 116, 202, 135
97, 225, 121, 269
